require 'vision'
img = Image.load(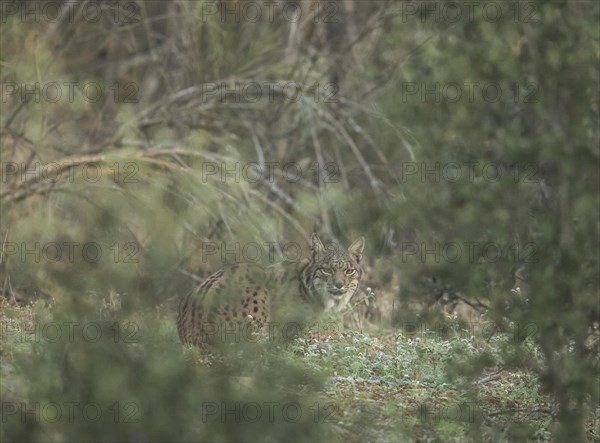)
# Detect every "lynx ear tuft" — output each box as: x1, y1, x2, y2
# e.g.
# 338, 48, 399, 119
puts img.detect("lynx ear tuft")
348, 237, 365, 263
311, 233, 326, 258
